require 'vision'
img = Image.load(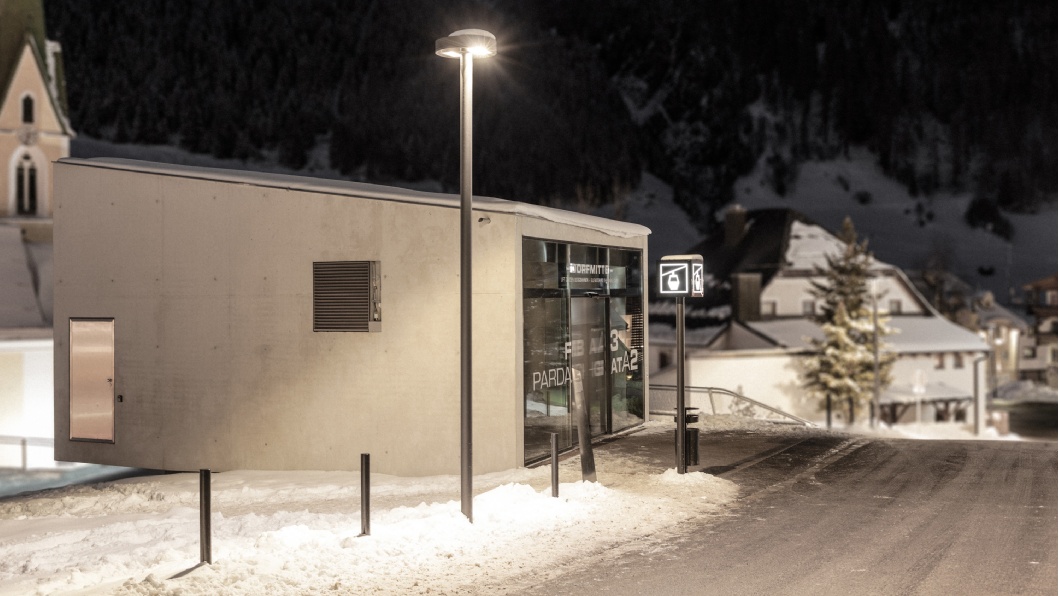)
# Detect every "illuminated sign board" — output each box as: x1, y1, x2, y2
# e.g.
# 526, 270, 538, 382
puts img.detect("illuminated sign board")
658, 254, 704, 298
